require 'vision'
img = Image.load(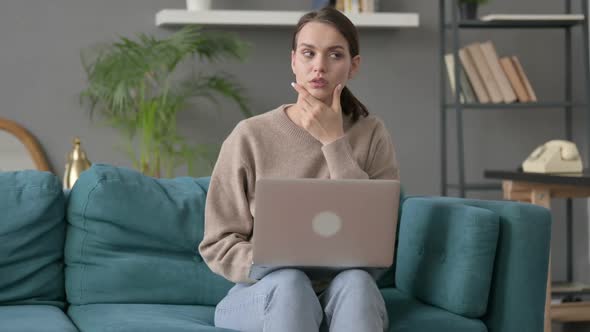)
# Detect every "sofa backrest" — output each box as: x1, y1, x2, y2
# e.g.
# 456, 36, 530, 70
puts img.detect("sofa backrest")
0, 171, 66, 308
65, 164, 233, 306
